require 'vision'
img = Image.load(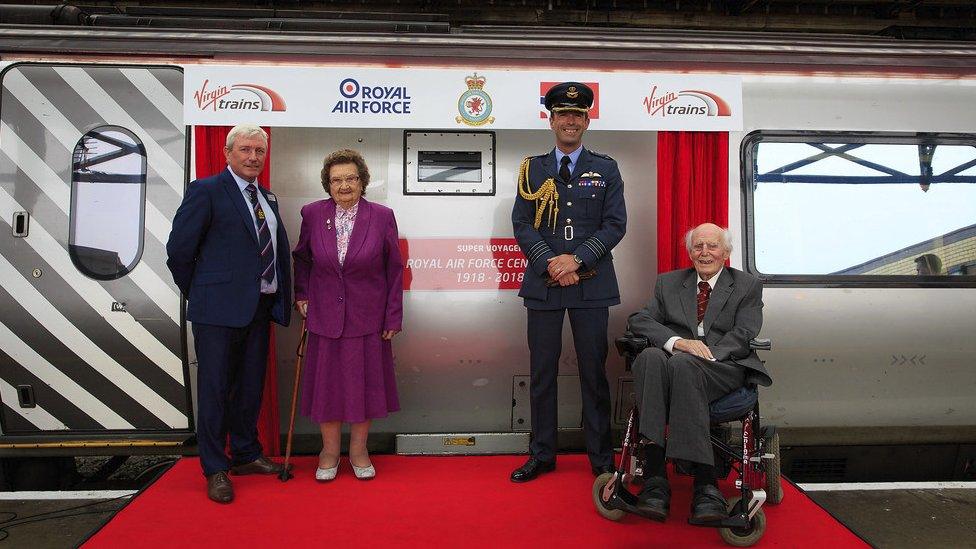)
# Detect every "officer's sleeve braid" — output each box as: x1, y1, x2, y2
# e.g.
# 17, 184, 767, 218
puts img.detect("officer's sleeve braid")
528, 240, 551, 263
583, 236, 607, 260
